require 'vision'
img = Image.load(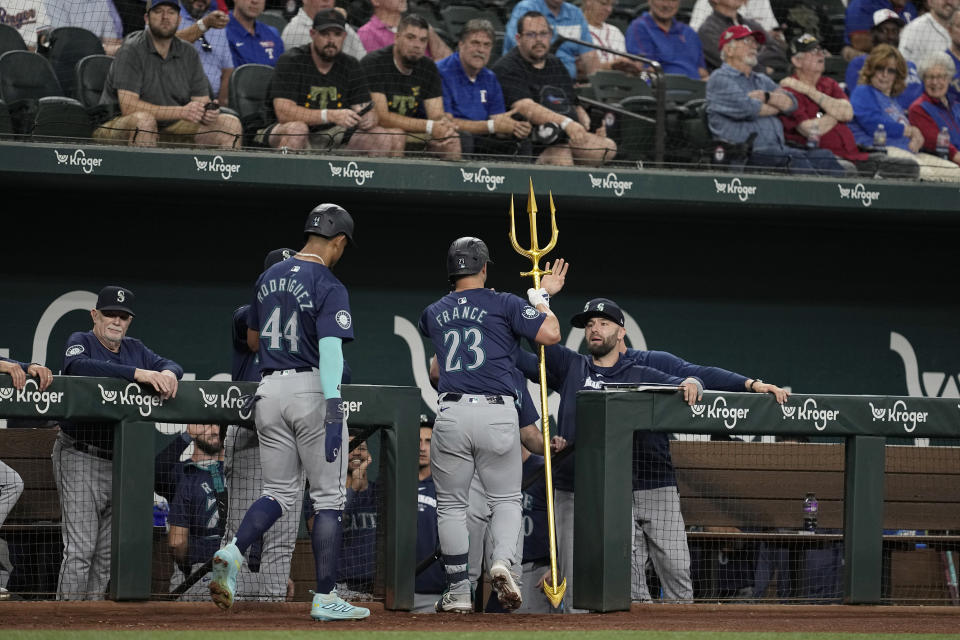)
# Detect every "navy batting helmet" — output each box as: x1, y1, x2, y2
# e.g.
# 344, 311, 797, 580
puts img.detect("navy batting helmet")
304, 203, 356, 246
447, 237, 492, 281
